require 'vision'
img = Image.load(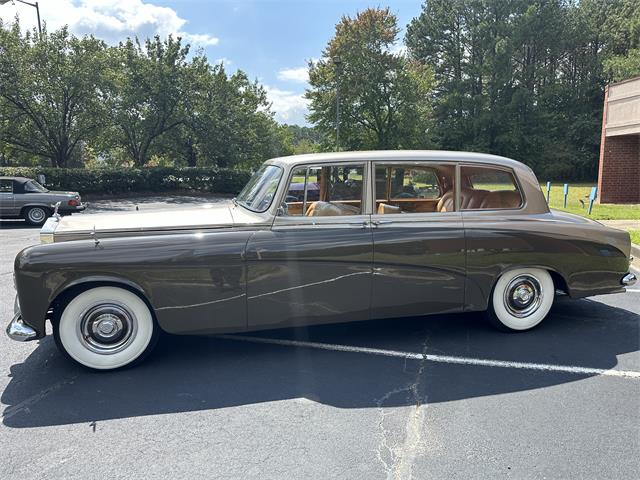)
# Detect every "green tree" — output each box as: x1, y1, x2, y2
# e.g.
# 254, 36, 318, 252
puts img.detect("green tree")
0, 21, 108, 167
104, 35, 190, 167
166, 62, 289, 168
405, 0, 637, 181
306, 8, 433, 151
